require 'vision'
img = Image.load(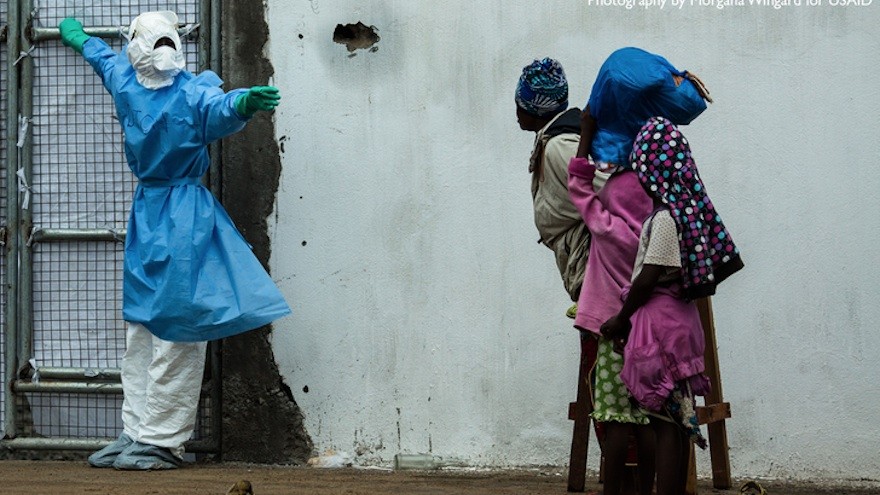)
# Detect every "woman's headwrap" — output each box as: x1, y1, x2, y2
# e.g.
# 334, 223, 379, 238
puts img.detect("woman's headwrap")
631, 116, 743, 299
515, 58, 569, 118
126, 11, 186, 90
